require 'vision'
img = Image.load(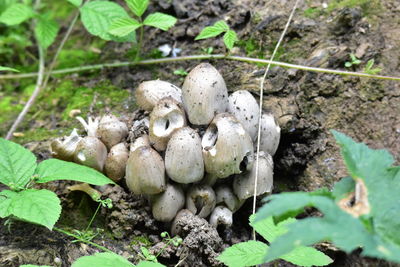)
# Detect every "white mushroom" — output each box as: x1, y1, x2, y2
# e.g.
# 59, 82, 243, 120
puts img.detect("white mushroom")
228, 90, 260, 140
149, 97, 187, 151
215, 185, 244, 212
259, 113, 281, 156
125, 146, 166, 195
130, 135, 150, 153
135, 80, 182, 111
104, 143, 129, 182
182, 63, 229, 125
97, 114, 129, 150
209, 206, 233, 227
51, 128, 82, 162
233, 151, 274, 200
165, 127, 204, 184
73, 136, 108, 172
202, 113, 254, 178
152, 183, 185, 222
186, 185, 216, 218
